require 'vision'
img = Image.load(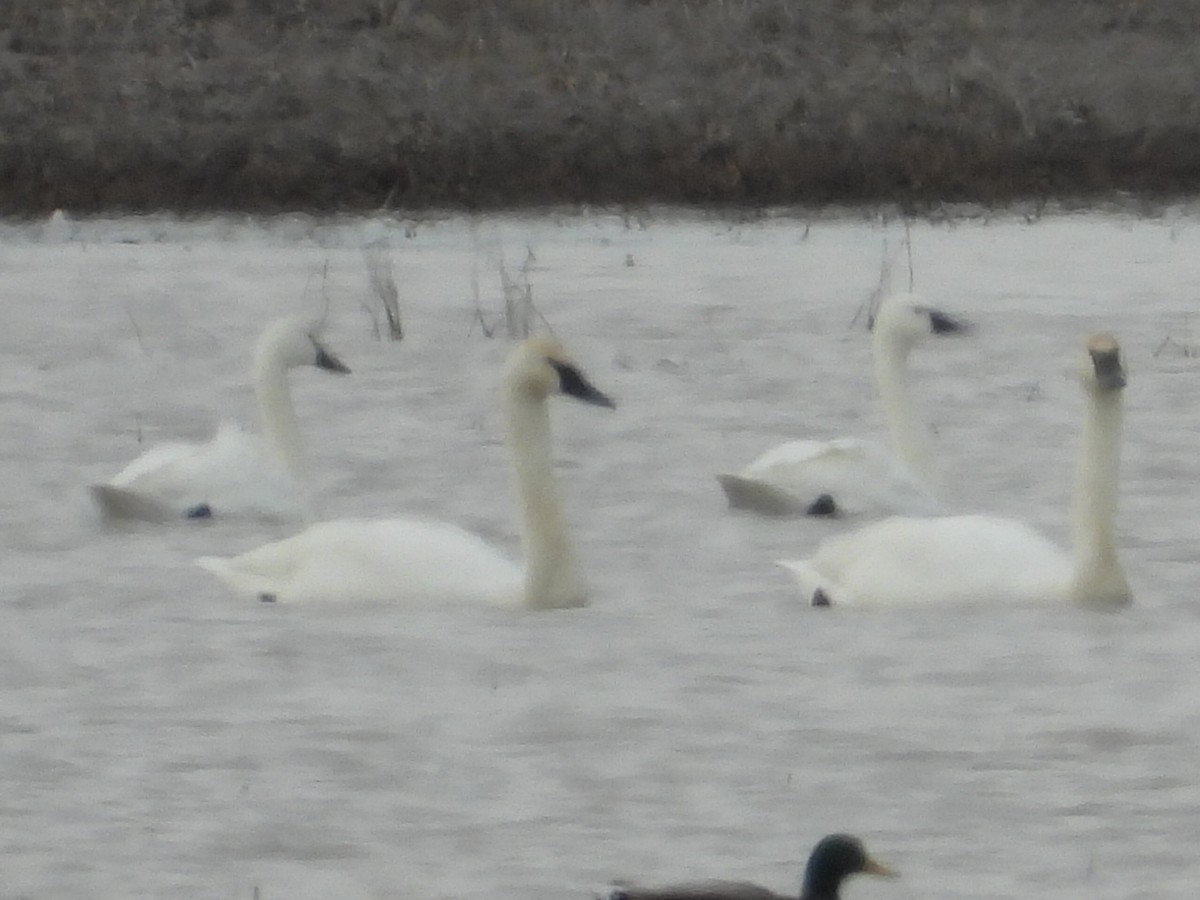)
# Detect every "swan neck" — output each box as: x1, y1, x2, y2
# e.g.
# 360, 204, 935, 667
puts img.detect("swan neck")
254, 346, 308, 483
873, 339, 933, 483
1069, 388, 1129, 607
504, 387, 586, 609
